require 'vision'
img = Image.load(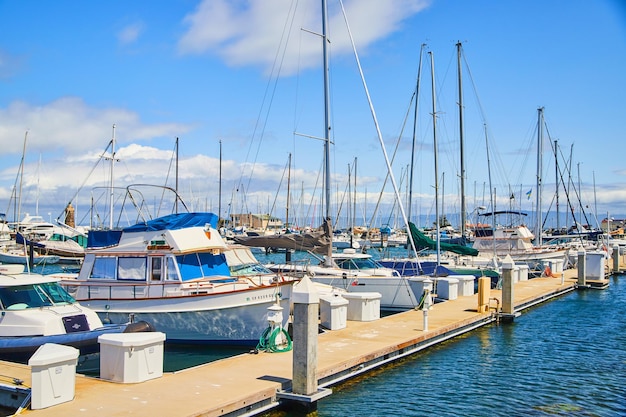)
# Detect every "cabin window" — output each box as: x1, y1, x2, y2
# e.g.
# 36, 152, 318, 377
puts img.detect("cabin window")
118, 257, 147, 281
175, 252, 230, 281
165, 256, 180, 281
91, 257, 117, 279
151, 257, 163, 281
